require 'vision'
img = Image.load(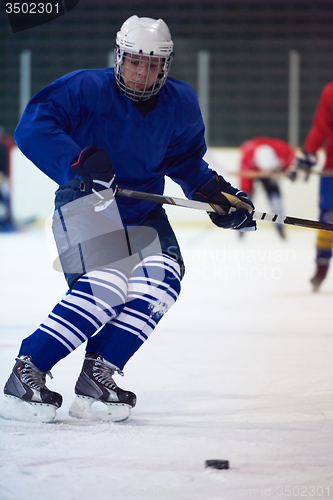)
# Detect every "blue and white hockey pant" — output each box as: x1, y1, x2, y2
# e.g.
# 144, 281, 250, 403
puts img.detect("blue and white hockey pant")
19, 254, 181, 372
